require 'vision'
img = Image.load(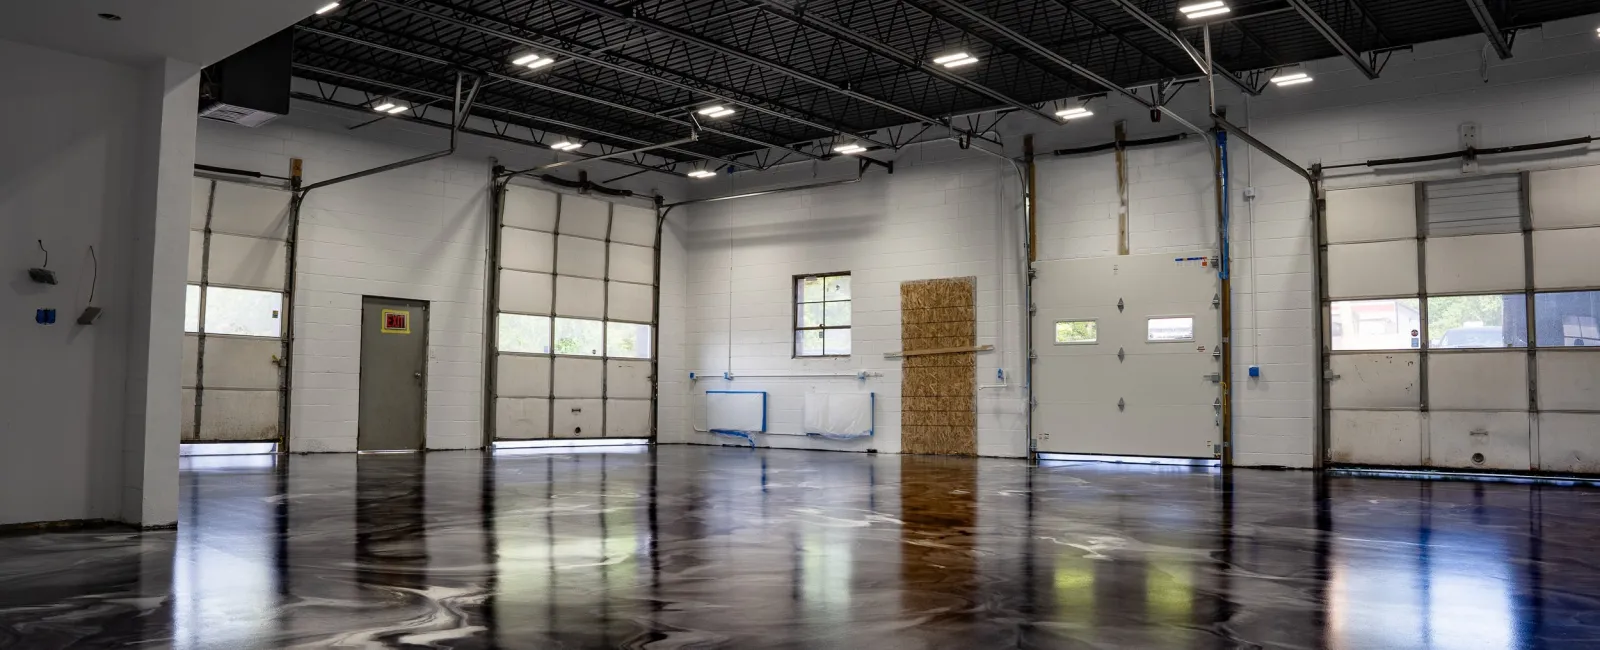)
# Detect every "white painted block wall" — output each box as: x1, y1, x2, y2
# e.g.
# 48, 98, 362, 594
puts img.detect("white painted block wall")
666, 144, 1031, 457
197, 101, 676, 452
